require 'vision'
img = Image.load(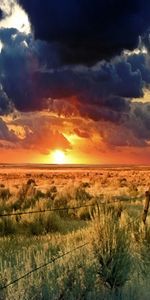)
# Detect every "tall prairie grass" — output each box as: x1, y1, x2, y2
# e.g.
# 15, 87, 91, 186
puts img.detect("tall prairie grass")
0, 168, 150, 299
